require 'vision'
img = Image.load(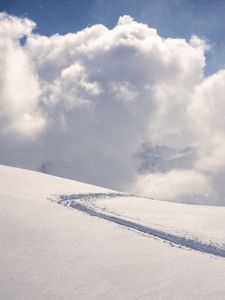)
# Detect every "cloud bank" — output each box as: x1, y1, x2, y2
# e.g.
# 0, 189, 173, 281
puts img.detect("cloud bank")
1, 12, 225, 204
